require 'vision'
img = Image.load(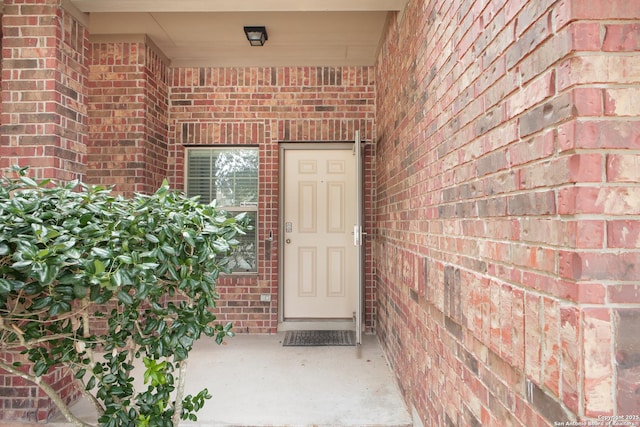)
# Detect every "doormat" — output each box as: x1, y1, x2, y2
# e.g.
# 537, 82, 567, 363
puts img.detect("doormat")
283, 330, 355, 347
